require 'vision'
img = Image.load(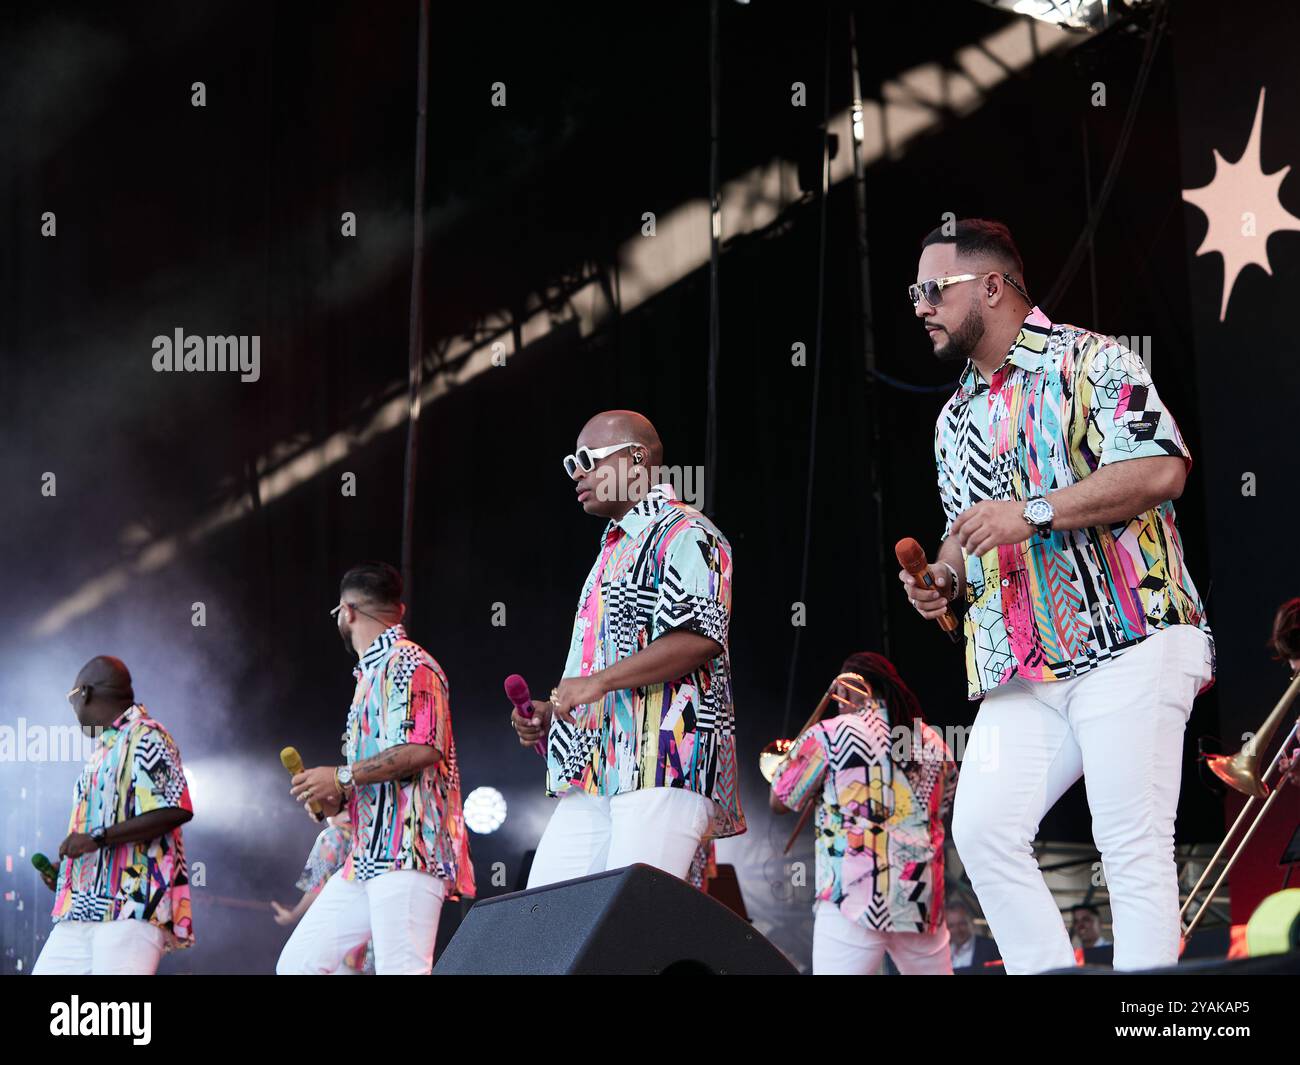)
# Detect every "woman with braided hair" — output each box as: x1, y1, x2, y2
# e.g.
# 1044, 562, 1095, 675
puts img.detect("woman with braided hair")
770, 652, 958, 974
